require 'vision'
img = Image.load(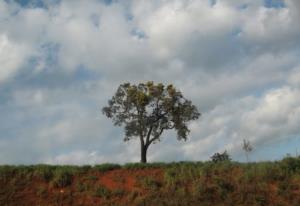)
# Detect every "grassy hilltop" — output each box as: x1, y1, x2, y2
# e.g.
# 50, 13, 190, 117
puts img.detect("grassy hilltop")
1, 157, 300, 206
